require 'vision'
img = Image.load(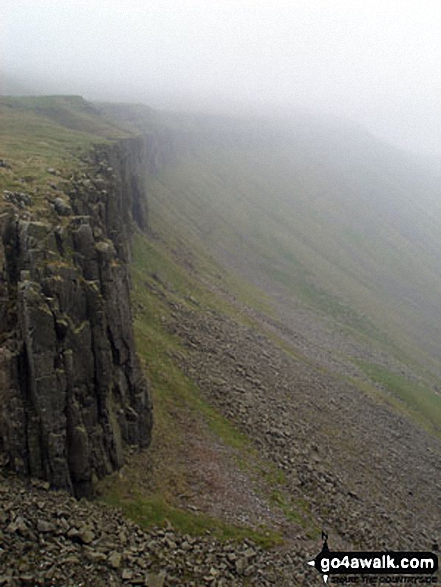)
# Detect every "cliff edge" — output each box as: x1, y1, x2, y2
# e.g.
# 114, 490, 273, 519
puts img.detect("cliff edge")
0, 97, 152, 497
